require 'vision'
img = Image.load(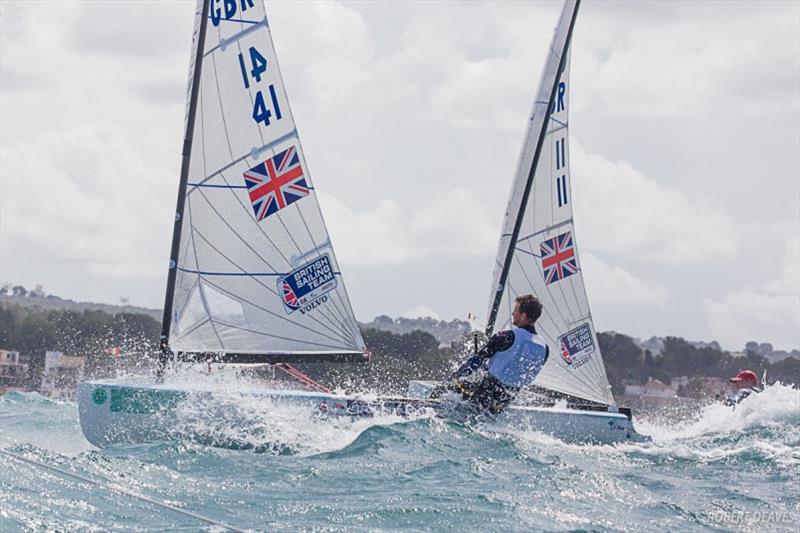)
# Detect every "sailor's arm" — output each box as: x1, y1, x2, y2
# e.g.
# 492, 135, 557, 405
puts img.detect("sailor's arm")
451, 330, 515, 379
